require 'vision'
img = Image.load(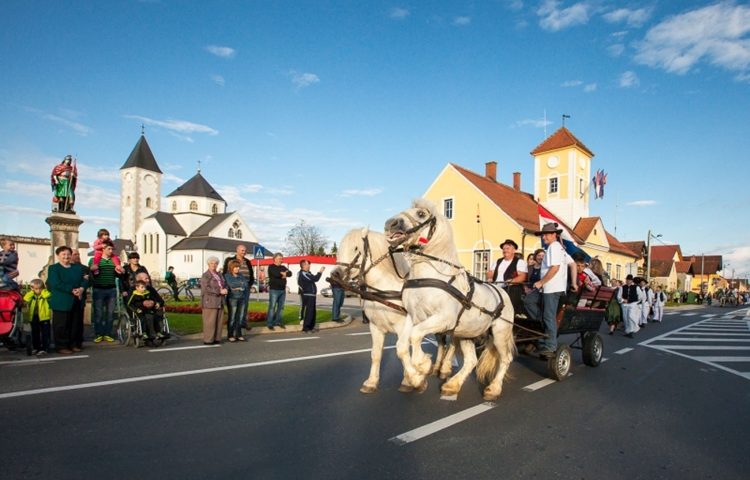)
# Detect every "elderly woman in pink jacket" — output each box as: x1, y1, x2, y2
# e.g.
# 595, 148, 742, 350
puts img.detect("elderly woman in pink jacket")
200, 256, 227, 345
